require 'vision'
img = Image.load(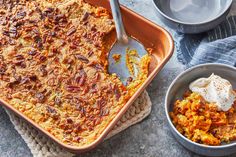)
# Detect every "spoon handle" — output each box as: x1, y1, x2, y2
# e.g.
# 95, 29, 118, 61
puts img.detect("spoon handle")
110, 0, 129, 43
